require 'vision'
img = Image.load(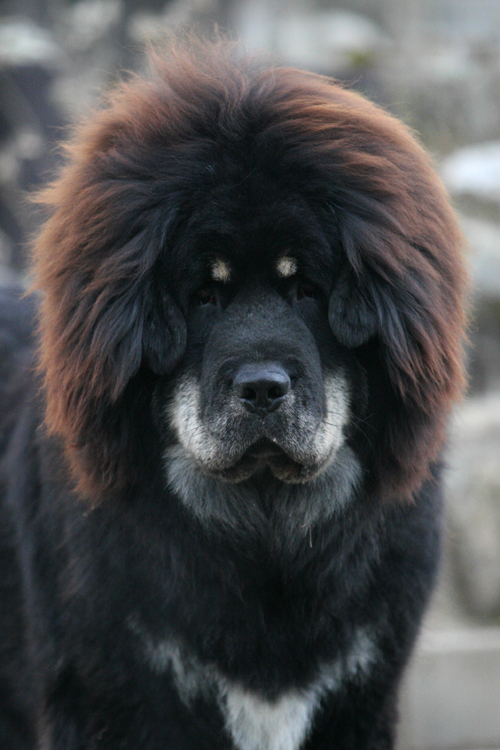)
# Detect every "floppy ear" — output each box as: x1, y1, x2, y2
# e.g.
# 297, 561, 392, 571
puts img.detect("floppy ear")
328, 265, 378, 348
329, 258, 415, 366
328, 210, 412, 352
35, 238, 187, 500
143, 288, 186, 377
328, 210, 456, 394
64, 258, 187, 402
